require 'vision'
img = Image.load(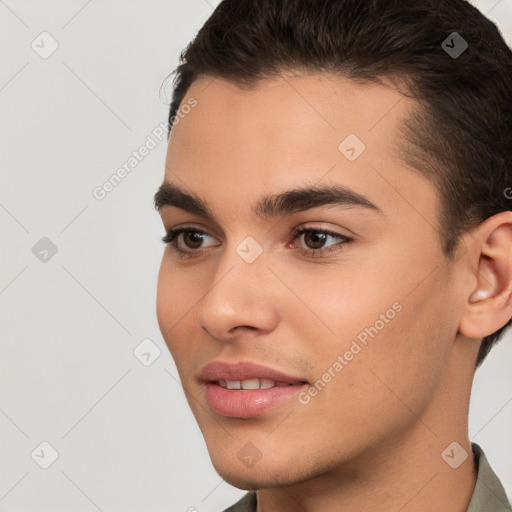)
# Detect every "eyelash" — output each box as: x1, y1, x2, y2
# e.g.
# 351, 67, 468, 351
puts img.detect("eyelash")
160, 225, 353, 259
